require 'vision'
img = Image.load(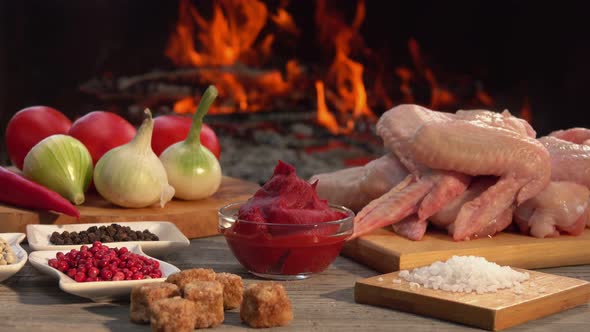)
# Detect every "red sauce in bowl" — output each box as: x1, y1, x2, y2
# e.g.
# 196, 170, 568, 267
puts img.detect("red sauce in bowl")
218, 161, 354, 278
221, 209, 353, 276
